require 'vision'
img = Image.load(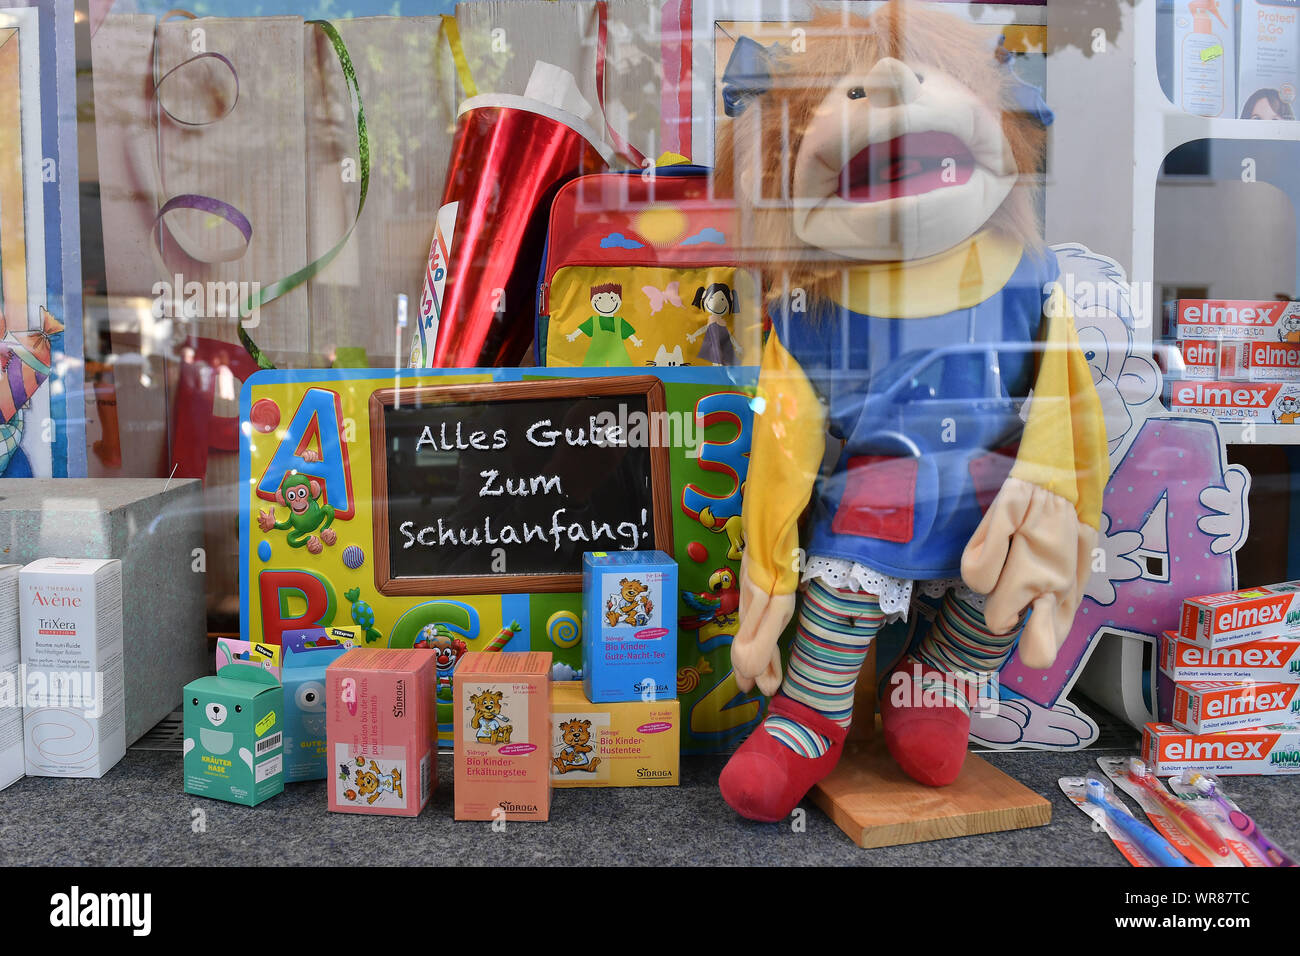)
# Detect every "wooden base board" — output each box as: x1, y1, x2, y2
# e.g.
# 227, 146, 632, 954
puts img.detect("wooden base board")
811, 725, 1051, 849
